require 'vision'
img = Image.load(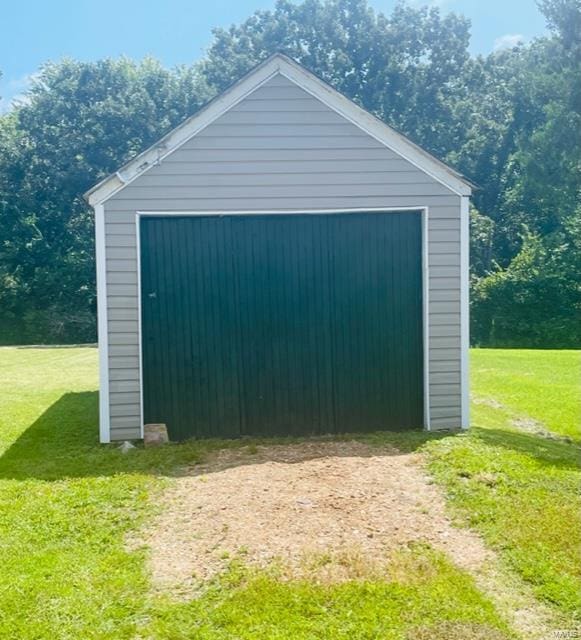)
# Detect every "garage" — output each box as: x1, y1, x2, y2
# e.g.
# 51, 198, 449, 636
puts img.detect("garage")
140, 211, 423, 440
86, 53, 473, 443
